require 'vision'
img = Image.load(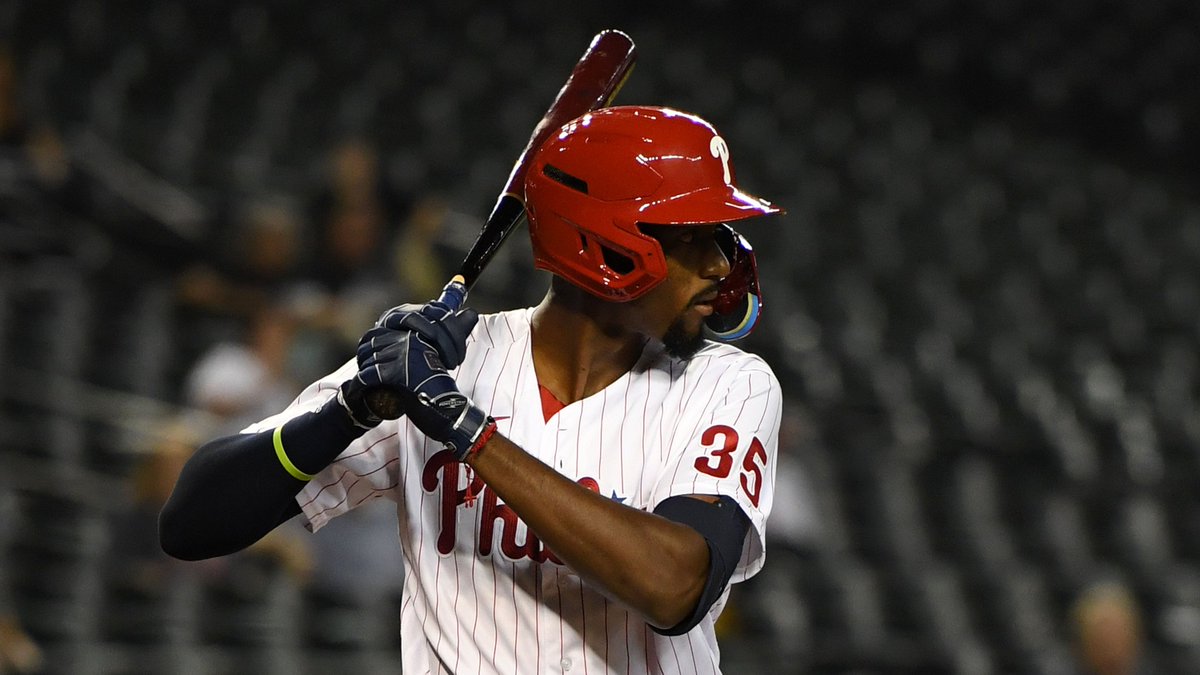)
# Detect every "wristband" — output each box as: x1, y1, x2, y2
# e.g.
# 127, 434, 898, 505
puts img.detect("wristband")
273, 424, 317, 482
460, 418, 497, 506
464, 418, 498, 460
